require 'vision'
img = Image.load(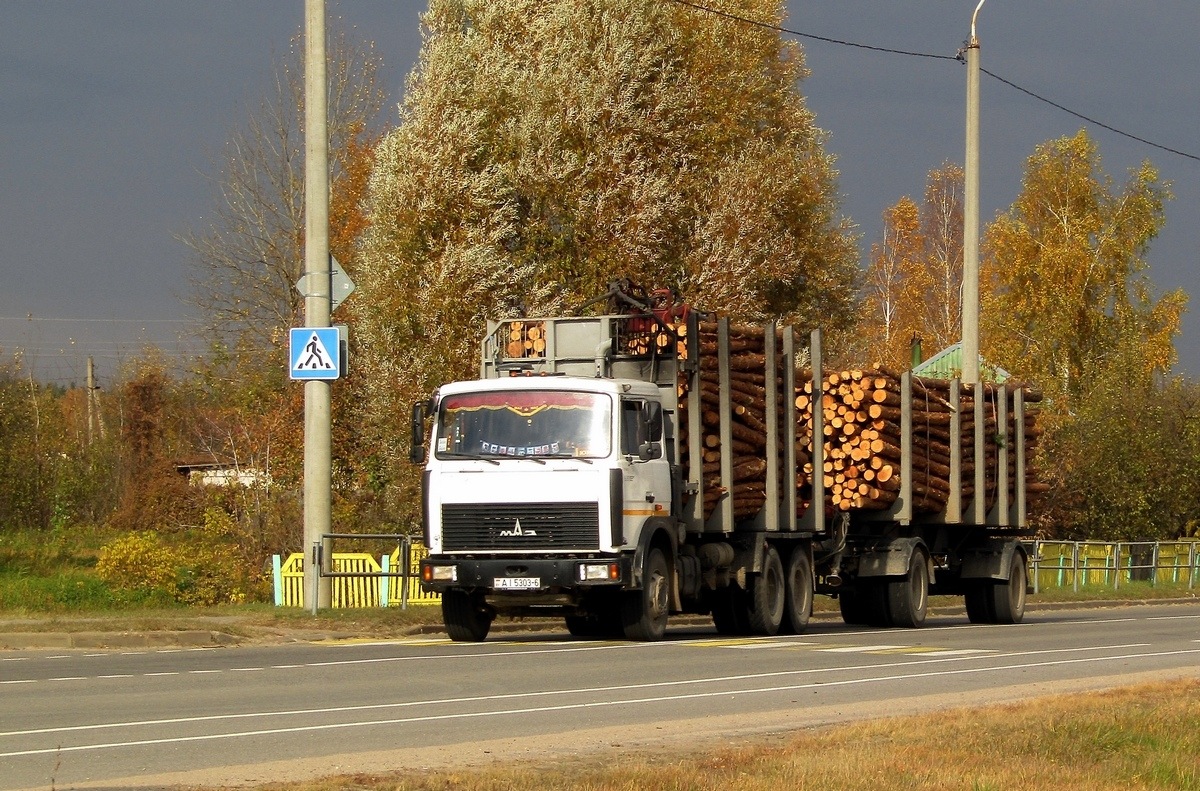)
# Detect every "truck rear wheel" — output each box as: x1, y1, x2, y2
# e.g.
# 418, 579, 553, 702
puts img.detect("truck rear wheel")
989, 551, 1027, 624
747, 545, 785, 636
442, 590, 493, 642
621, 548, 670, 641
782, 547, 813, 635
887, 546, 929, 628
